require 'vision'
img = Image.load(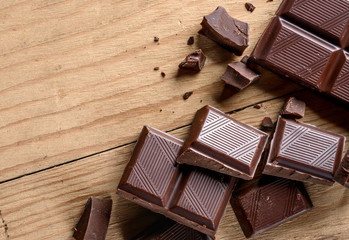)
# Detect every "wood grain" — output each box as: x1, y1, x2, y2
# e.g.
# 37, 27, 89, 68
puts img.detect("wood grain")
0, 94, 347, 240
0, 0, 304, 182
